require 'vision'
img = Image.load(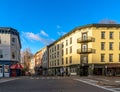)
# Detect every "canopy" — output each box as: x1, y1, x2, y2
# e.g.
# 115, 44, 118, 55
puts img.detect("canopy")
106, 64, 120, 68
10, 64, 23, 69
